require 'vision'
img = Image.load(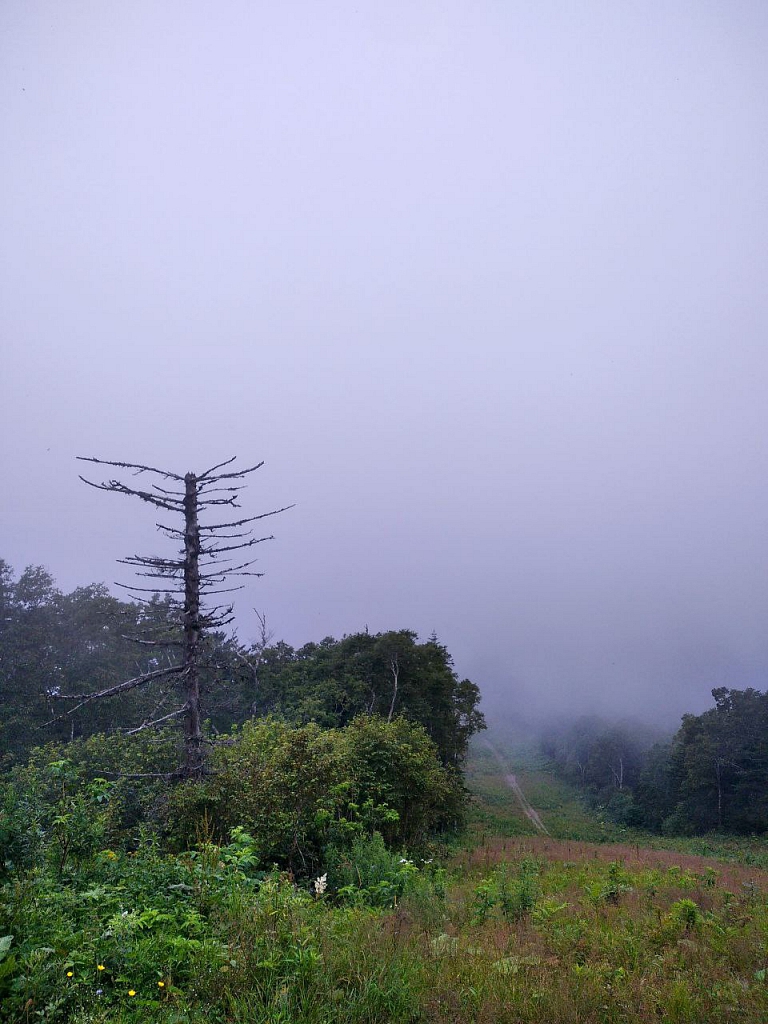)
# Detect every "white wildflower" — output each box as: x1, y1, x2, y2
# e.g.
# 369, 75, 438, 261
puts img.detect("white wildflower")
313, 873, 327, 896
